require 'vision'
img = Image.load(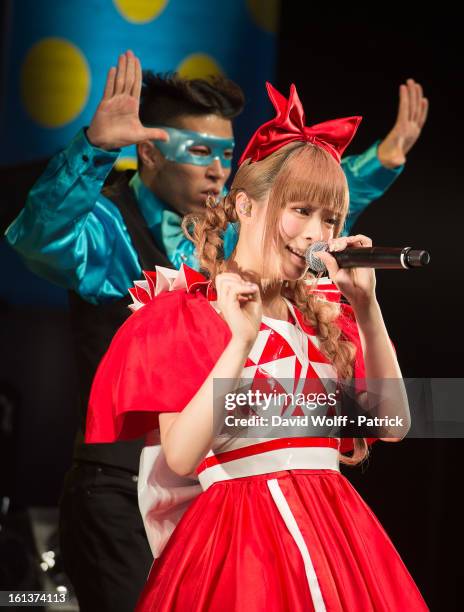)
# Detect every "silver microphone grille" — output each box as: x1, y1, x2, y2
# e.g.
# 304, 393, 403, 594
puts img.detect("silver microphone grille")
305, 241, 329, 273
